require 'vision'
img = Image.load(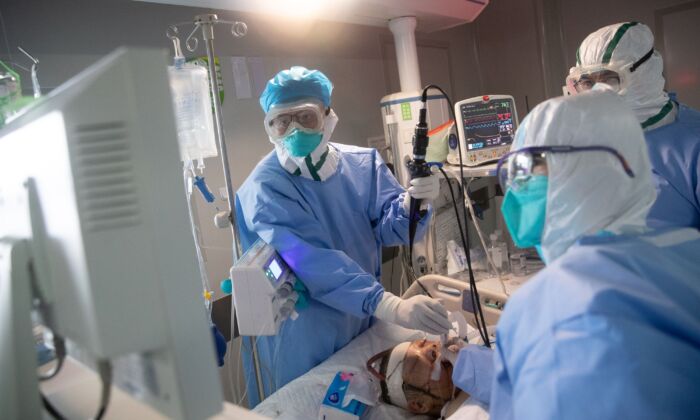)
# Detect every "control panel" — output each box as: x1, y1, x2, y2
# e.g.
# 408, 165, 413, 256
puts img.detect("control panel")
449, 95, 519, 167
